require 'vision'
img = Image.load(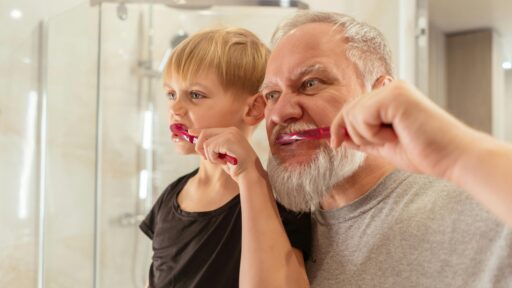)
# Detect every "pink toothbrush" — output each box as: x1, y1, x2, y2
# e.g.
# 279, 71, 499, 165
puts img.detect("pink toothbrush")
275, 127, 349, 145
170, 123, 238, 165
